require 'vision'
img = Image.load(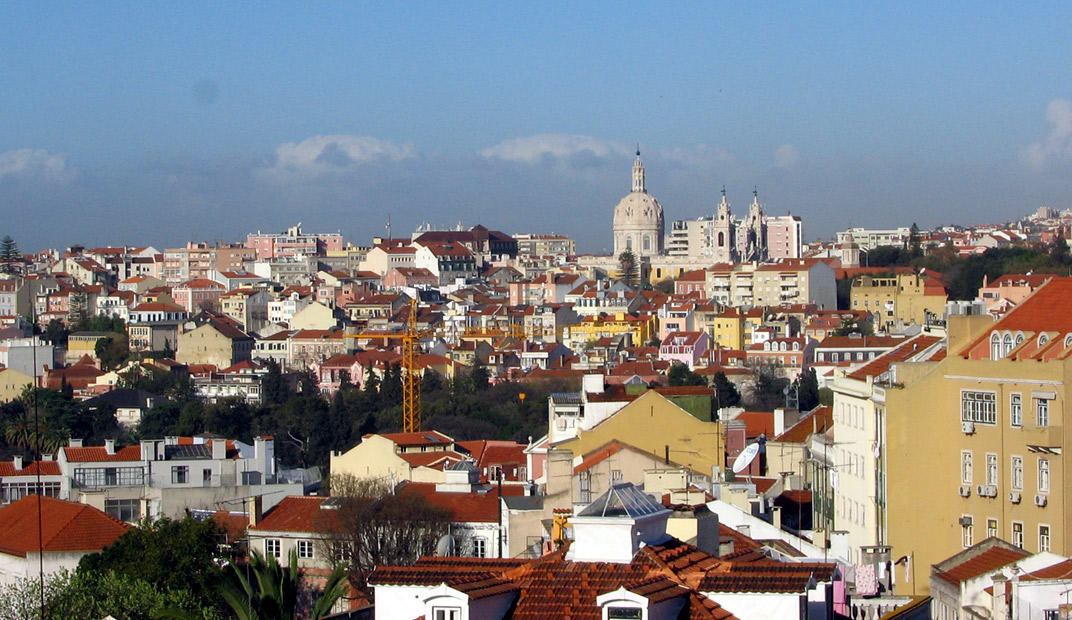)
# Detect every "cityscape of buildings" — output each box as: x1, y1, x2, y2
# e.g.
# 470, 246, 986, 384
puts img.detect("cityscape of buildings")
1, 148, 1072, 619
